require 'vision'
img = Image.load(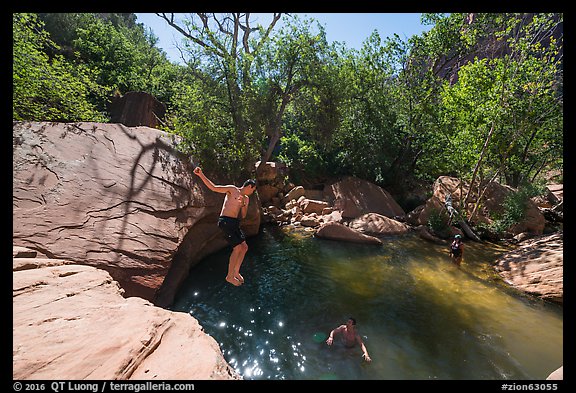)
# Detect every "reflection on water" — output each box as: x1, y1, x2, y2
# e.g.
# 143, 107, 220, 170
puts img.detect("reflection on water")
172, 226, 563, 380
